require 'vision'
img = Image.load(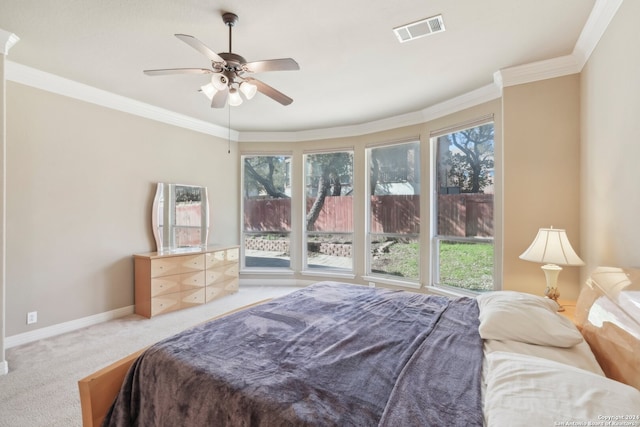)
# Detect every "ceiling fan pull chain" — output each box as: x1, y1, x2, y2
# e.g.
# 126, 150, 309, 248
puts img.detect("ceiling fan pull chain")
227, 105, 231, 154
